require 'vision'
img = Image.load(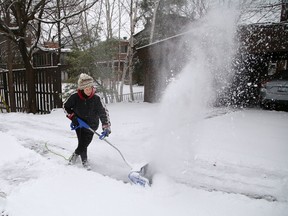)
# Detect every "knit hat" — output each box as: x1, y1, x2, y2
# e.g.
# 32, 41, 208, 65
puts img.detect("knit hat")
77, 73, 95, 90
